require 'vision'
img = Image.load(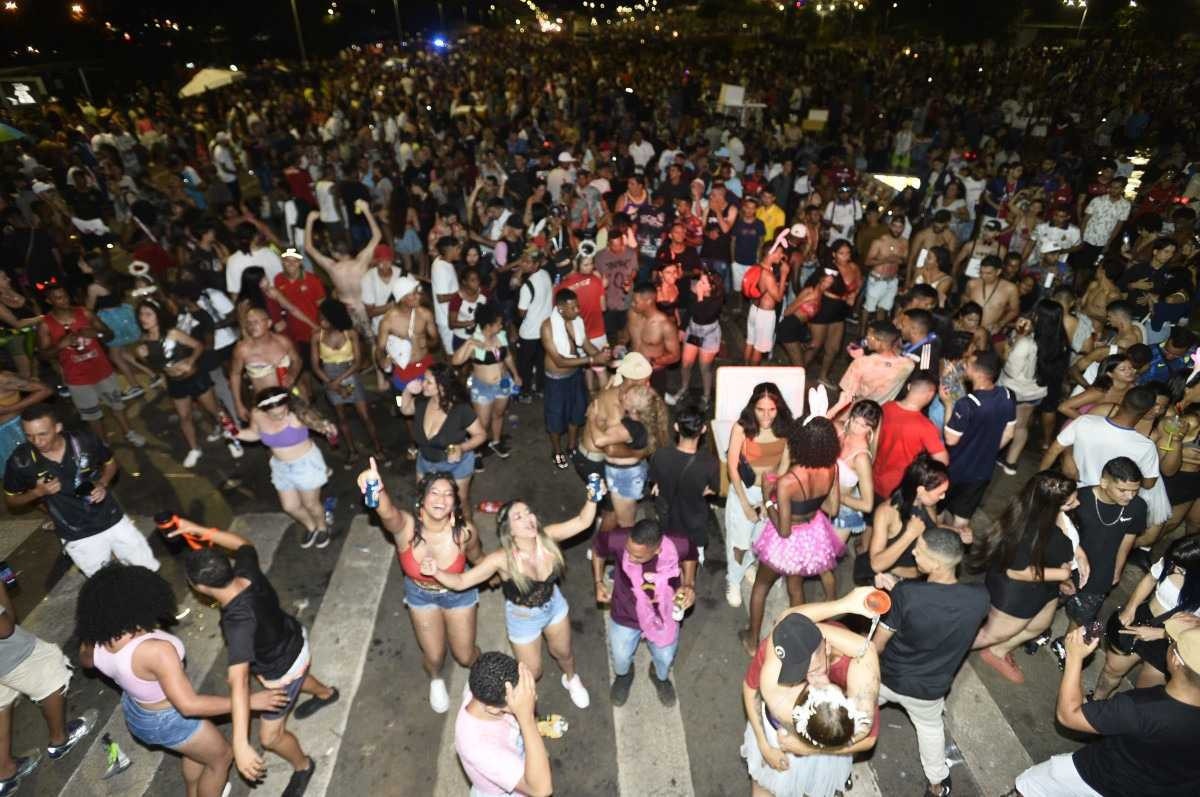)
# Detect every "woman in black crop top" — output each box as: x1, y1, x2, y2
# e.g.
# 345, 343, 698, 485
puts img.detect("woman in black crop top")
741, 416, 843, 656
450, 304, 521, 459
969, 471, 1081, 684
426, 483, 602, 708
855, 454, 950, 587
133, 300, 227, 469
